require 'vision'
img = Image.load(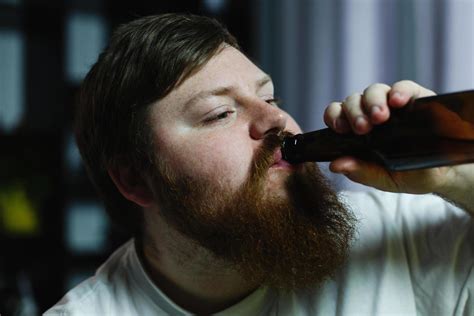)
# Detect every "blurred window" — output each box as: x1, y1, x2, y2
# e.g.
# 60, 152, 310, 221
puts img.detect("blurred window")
66, 200, 108, 254
0, 29, 24, 133
65, 11, 107, 83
